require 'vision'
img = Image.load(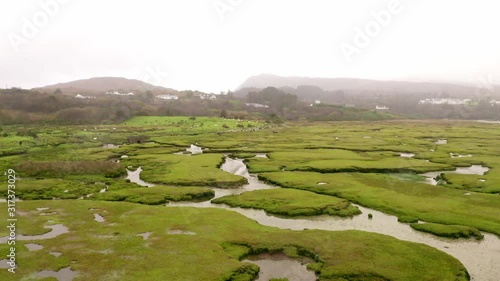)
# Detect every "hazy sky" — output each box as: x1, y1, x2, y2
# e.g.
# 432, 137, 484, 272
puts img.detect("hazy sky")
1, 0, 499, 93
